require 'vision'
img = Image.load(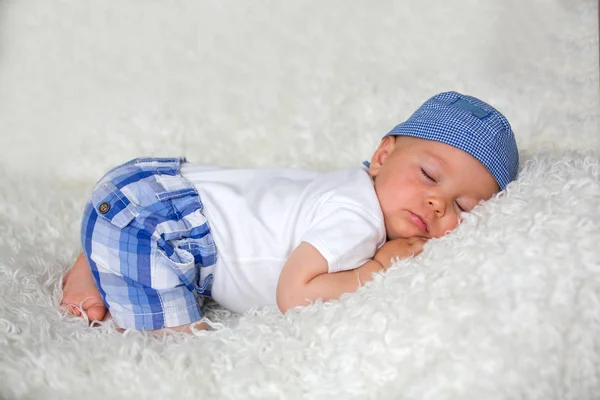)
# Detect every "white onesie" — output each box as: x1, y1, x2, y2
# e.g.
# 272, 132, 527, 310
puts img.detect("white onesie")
180, 164, 386, 313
